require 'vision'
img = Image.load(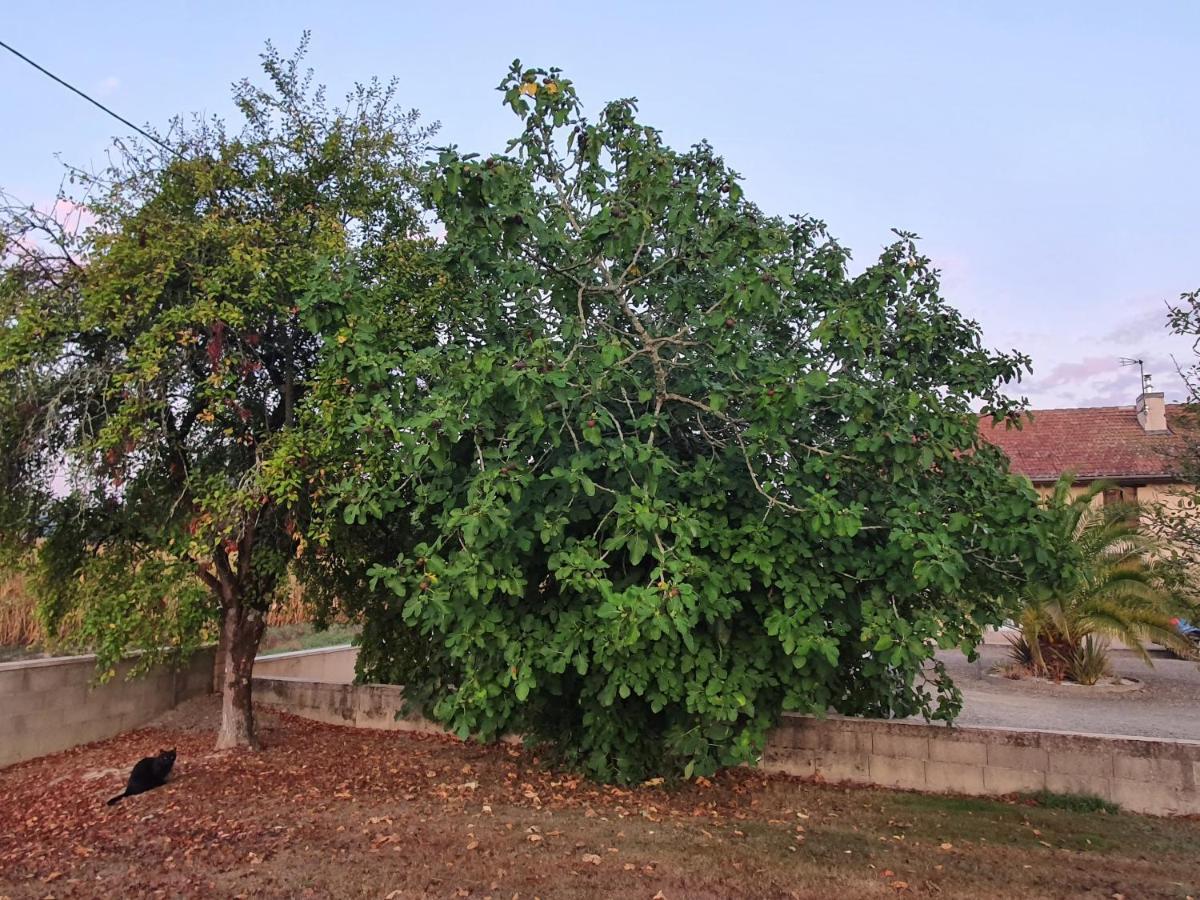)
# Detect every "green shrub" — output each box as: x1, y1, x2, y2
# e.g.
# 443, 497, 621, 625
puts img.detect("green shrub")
1067, 636, 1112, 686
1016, 476, 1189, 683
